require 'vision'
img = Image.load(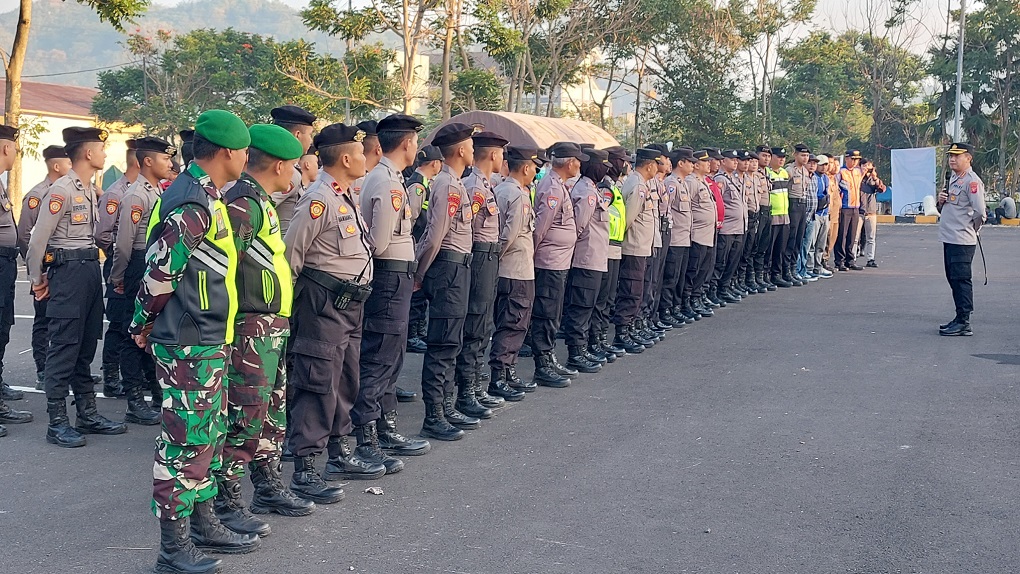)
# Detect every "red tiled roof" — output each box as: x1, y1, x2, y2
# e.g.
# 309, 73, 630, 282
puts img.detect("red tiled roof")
0, 79, 97, 118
